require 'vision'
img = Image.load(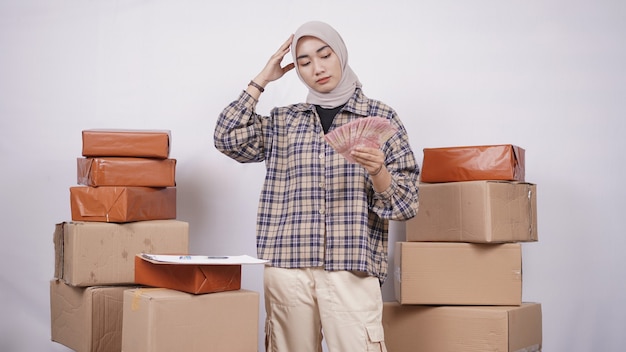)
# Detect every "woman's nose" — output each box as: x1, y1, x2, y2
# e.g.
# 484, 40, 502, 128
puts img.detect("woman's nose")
313, 60, 325, 75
